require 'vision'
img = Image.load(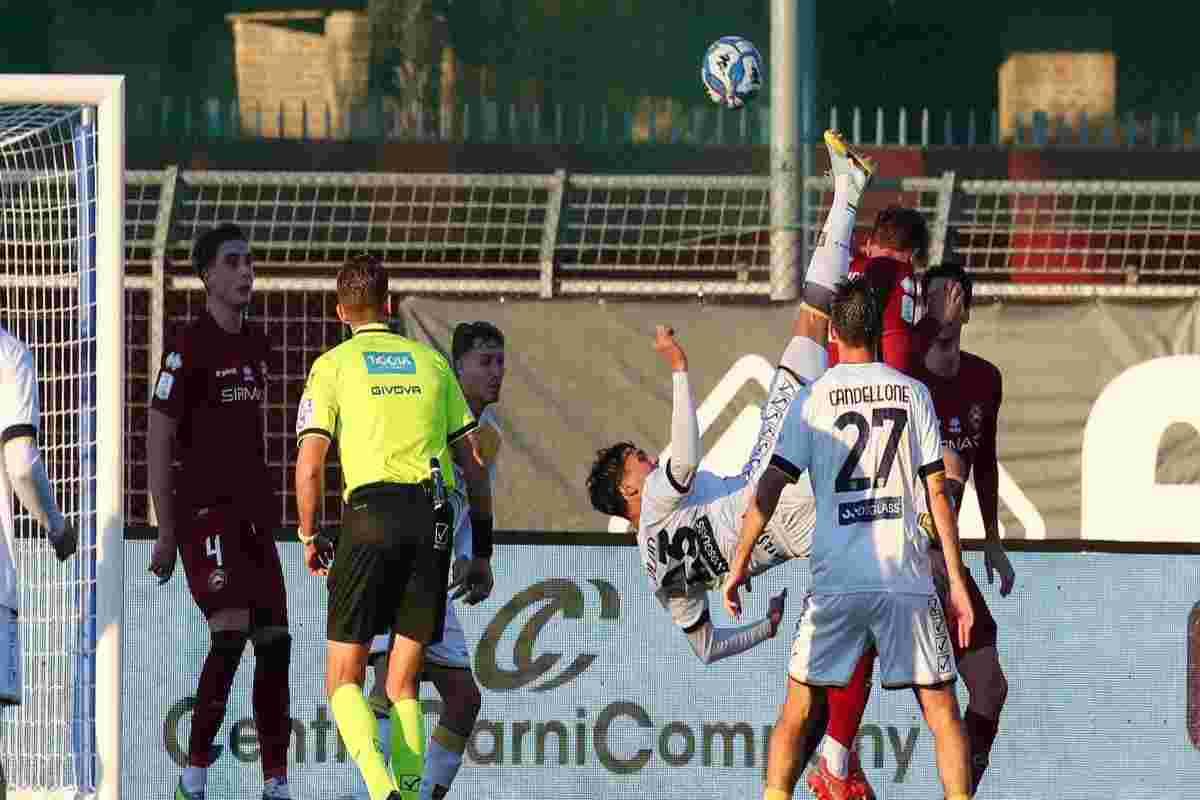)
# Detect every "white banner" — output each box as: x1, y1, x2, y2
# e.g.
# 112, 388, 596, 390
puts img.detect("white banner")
123, 540, 1200, 800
